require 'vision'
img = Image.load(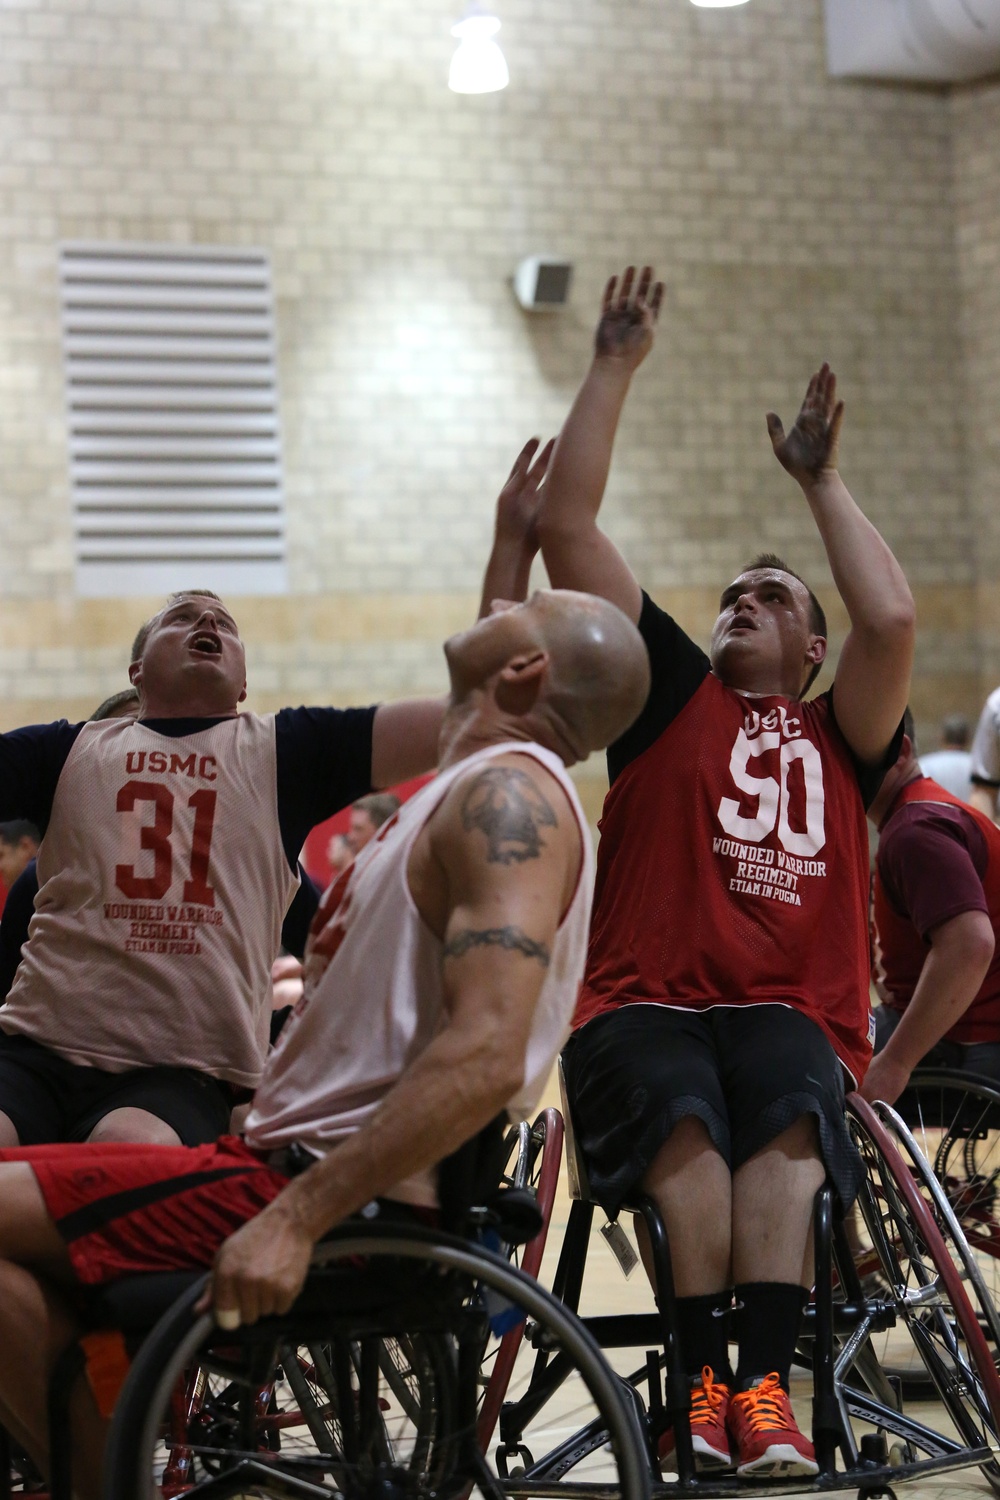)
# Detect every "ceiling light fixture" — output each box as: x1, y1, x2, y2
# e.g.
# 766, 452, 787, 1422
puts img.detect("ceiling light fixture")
690, 0, 750, 7
448, 5, 510, 94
